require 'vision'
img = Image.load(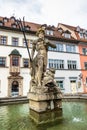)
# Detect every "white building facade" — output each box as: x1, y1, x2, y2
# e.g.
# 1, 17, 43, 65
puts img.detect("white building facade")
48, 40, 82, 94
0, 16, 83, 98
0, 28, 37, 97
